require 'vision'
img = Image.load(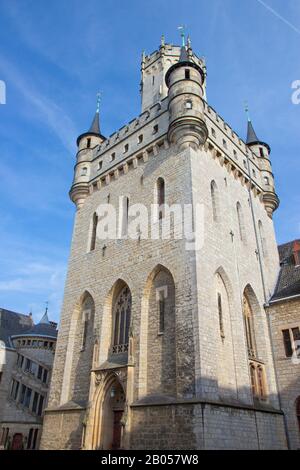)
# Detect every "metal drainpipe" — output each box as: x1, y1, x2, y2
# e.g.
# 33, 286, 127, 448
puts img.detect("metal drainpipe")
245, 150, 291, 449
